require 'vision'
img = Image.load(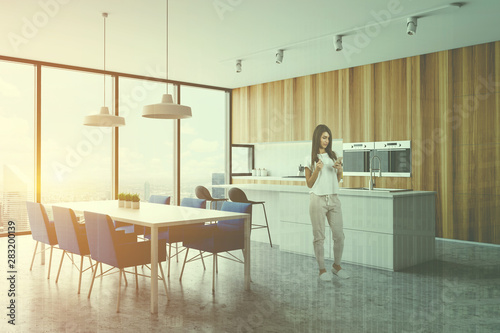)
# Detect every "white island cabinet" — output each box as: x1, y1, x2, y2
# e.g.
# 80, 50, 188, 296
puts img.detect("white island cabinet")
213, 184, 436, 271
